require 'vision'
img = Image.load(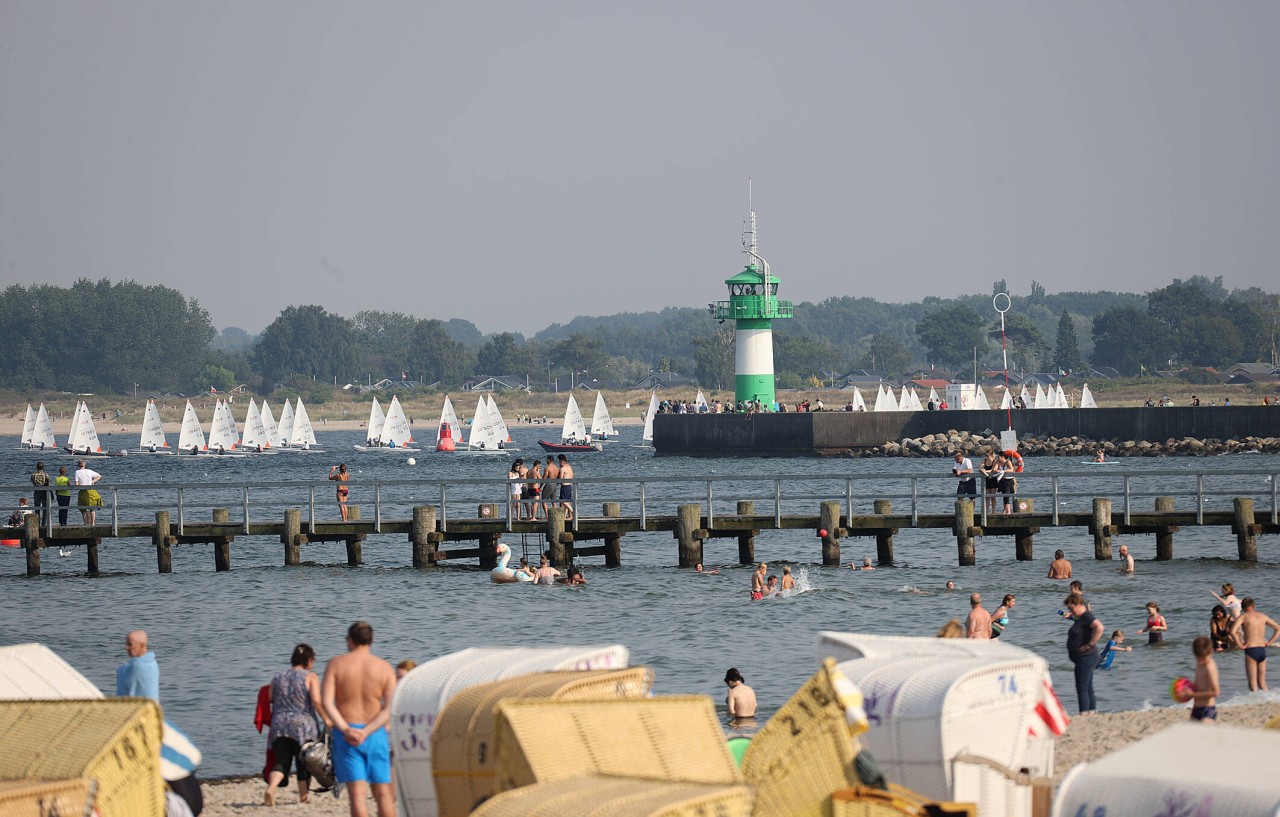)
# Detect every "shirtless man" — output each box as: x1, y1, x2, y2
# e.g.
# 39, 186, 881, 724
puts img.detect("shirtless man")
1048, 550, 1073, 579
1230, 598, 1279, 691
1118, 545, 1134, 574
543, 456, 560, 515
322, 621, 397, 817
965, 593, 992, 639
724, 668, 757, 719
534, 556, 560, 586
751, 562, 767, 601
556, 455, 574, 521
